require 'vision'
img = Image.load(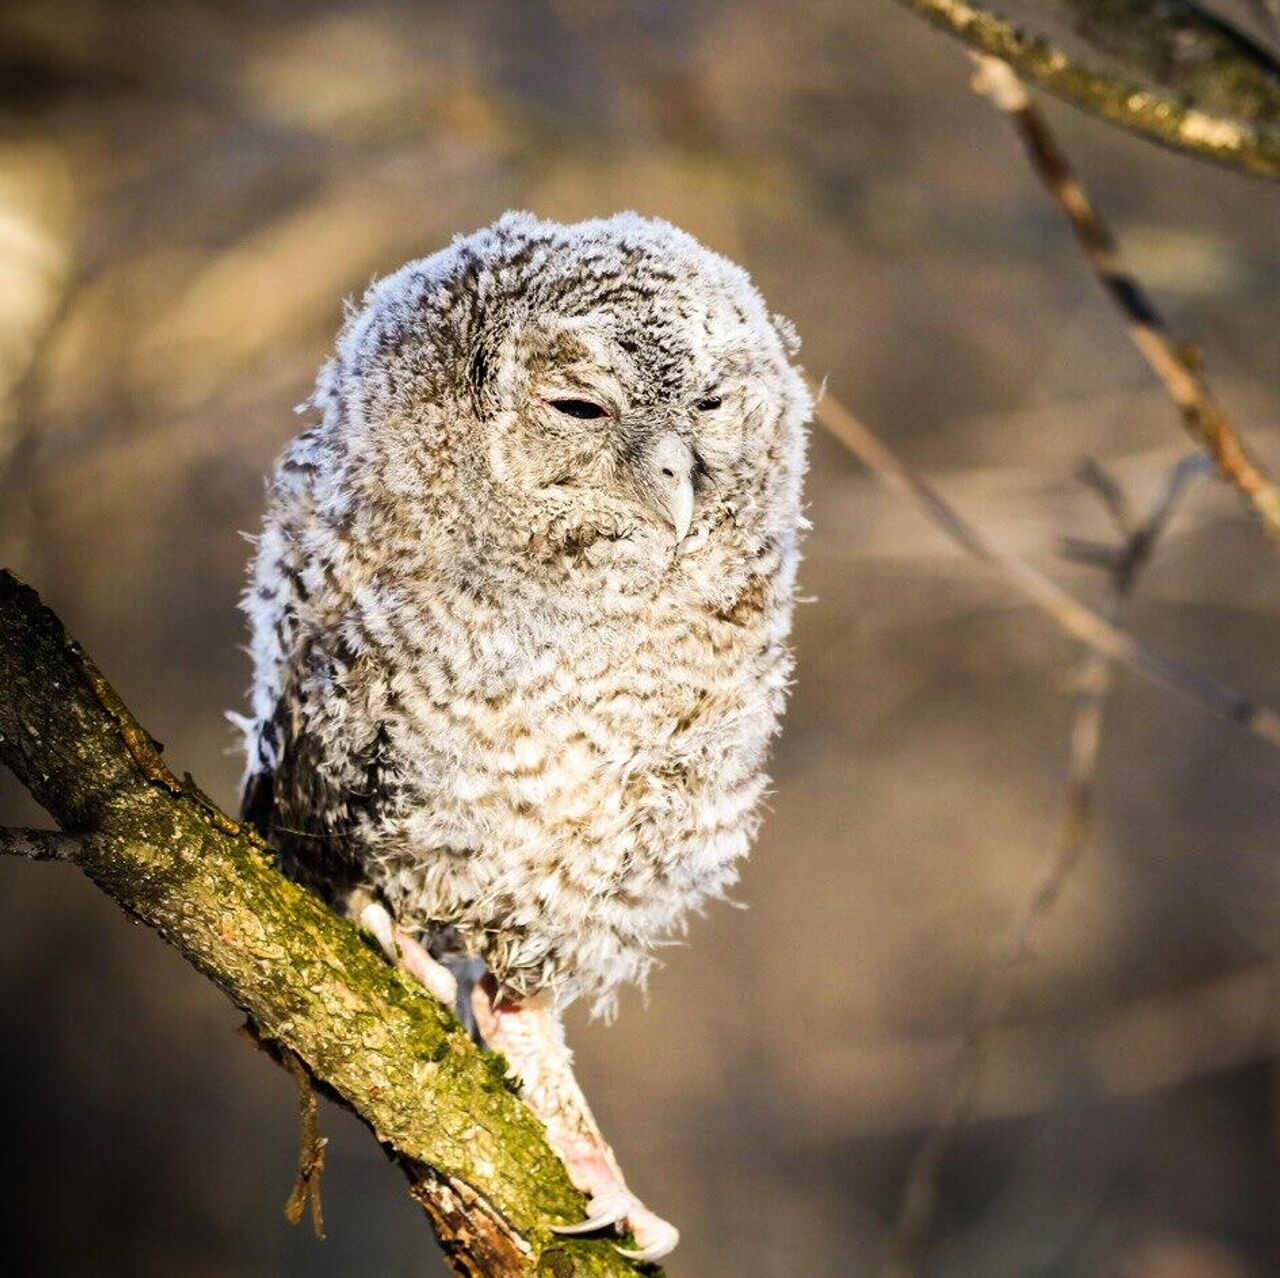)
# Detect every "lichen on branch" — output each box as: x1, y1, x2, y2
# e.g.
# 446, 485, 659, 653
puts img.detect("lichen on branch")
0, 569, 654, 1278
897, 0, 1280, 179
